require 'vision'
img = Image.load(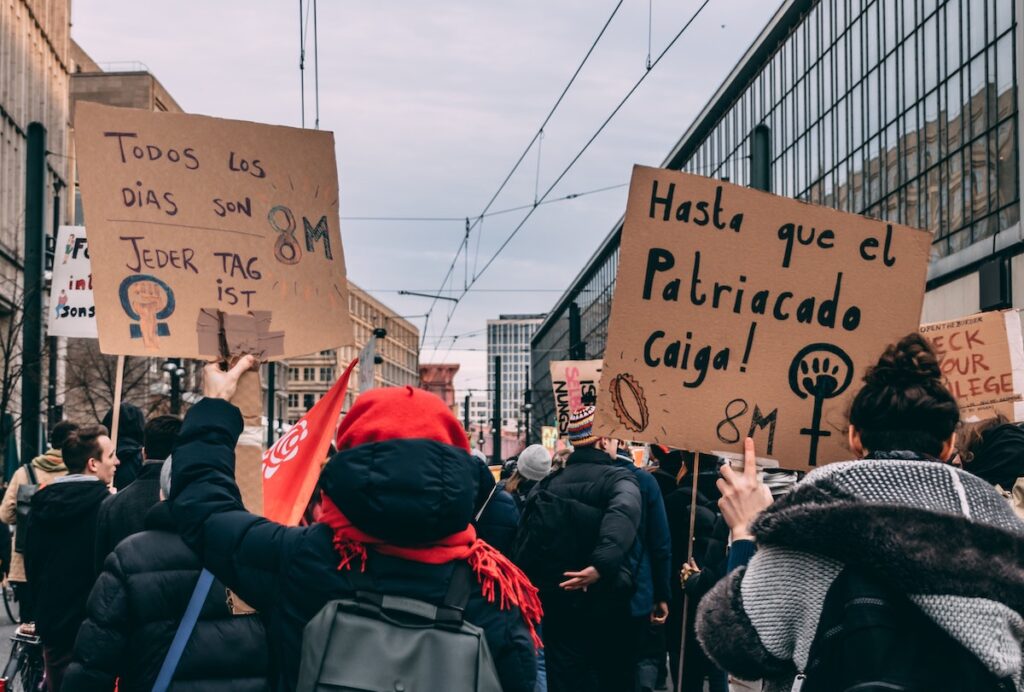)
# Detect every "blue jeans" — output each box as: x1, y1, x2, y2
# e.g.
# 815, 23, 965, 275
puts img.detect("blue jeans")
536, 623, 548, 691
